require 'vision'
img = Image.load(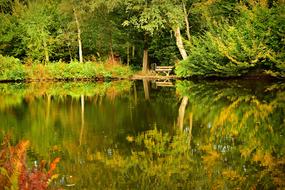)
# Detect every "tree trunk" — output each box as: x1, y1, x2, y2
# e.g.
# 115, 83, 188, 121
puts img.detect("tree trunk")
127, 42, 130, 66
142, 49, 149, 73
74, 8, 83, 63
182, 2, 191, 42
174, 25, 189, 130
173, 26, 188, 60
142, 33, 149, 73
177, 96, 189, 131
132, 45, 135, 58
